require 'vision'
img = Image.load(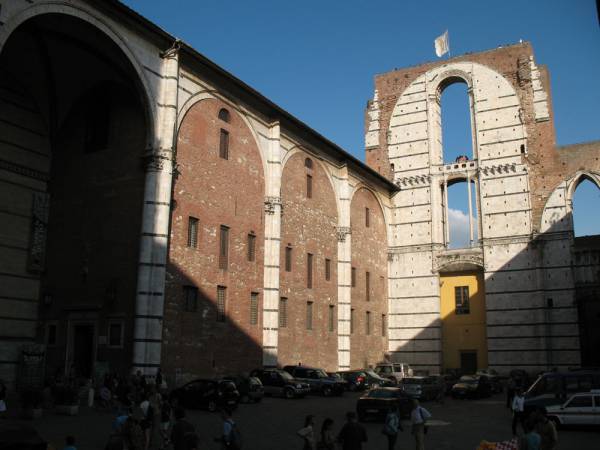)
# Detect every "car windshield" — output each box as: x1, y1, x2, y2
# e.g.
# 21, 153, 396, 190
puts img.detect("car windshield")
314, 369, 328, 378
368, 389, 395, 398
459, 376, 478, 384
365, 370, 381, 378
375, 366, 392, 374
279, 371, 294, 381
526, 375, 551, 397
